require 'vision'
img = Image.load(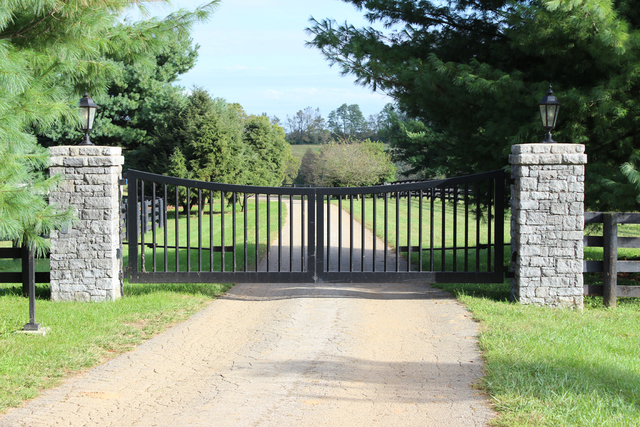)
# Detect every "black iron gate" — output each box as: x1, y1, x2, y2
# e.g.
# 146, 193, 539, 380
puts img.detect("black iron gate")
126, 169, 505, 284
